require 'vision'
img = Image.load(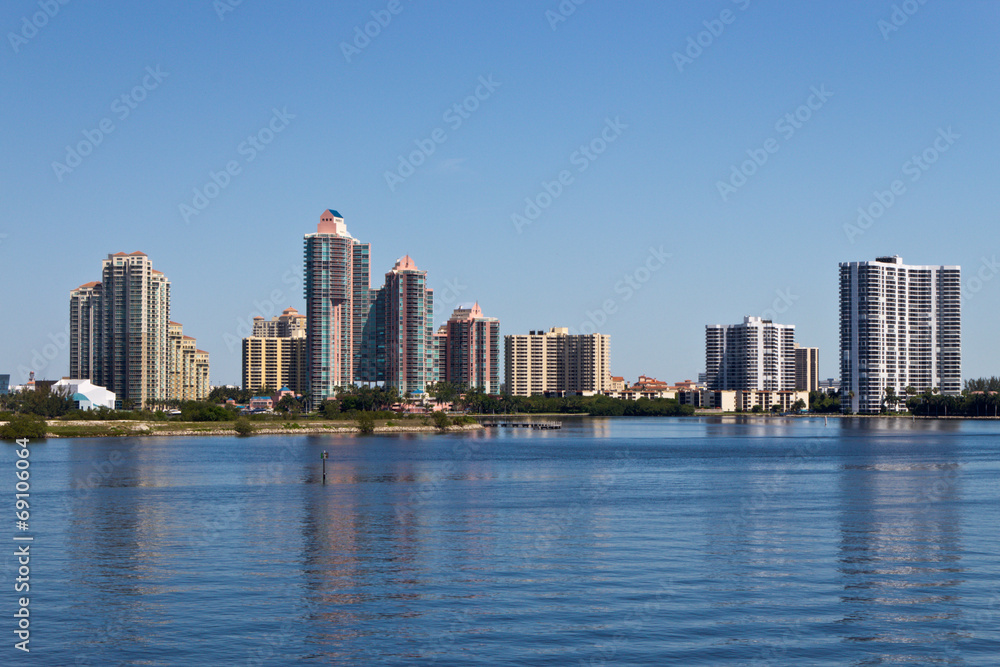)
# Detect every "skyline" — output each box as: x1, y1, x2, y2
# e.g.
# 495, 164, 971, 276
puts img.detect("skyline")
3, 2, 999, 386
